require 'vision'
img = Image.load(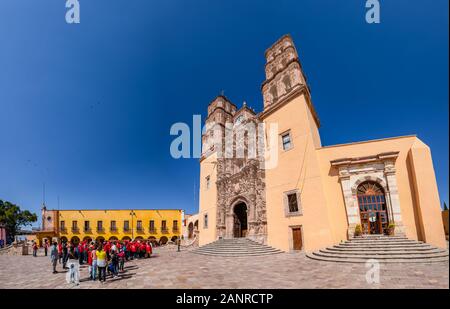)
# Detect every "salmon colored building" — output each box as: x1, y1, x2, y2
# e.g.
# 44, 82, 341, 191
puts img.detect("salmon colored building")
197, 35, 446, 253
